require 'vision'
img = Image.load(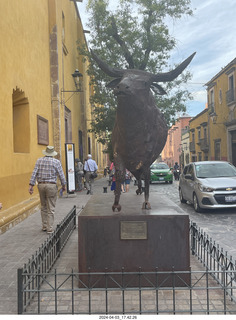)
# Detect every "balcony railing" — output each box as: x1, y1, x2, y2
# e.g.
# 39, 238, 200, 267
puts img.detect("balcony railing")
200, 138, 209, 152
226, 88, 236, 105
189, 141, 195, 152
208, 102, 215, 114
